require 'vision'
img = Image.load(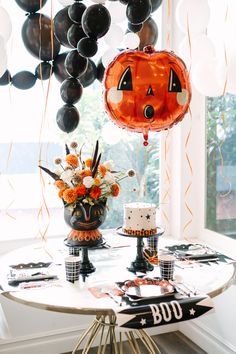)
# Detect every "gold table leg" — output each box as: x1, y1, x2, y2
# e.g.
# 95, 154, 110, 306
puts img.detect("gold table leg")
72, 315, 162, 354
